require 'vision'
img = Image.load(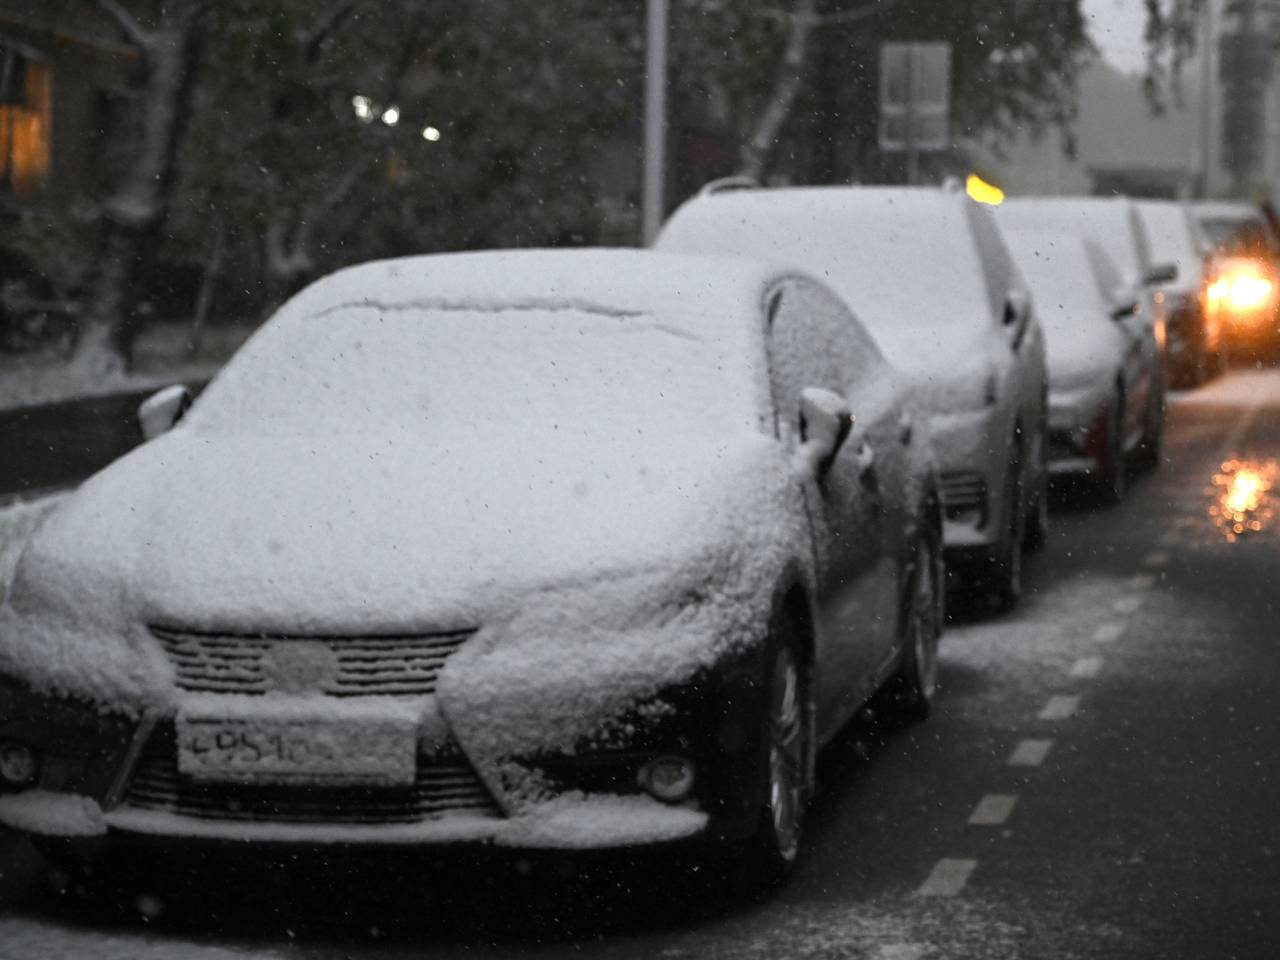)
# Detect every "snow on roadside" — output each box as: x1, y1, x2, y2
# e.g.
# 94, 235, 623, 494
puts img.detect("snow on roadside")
0, 494, 65, 605
1168, 367, 1280, 408
0, 918, 283, 960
